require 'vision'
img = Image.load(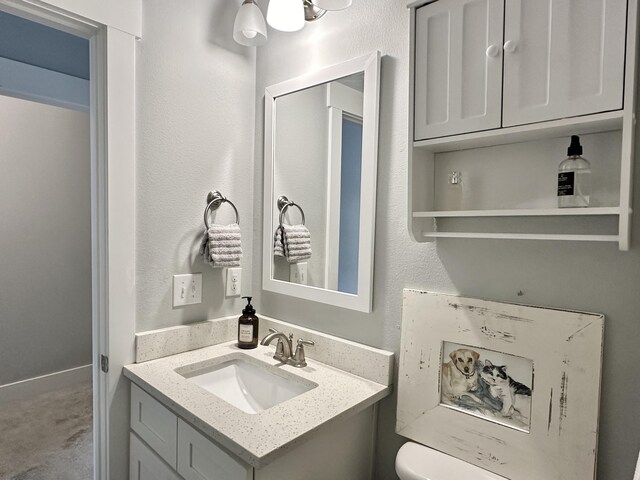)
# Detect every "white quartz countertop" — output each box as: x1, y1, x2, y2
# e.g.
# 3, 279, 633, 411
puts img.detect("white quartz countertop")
123, 341, 391, 468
